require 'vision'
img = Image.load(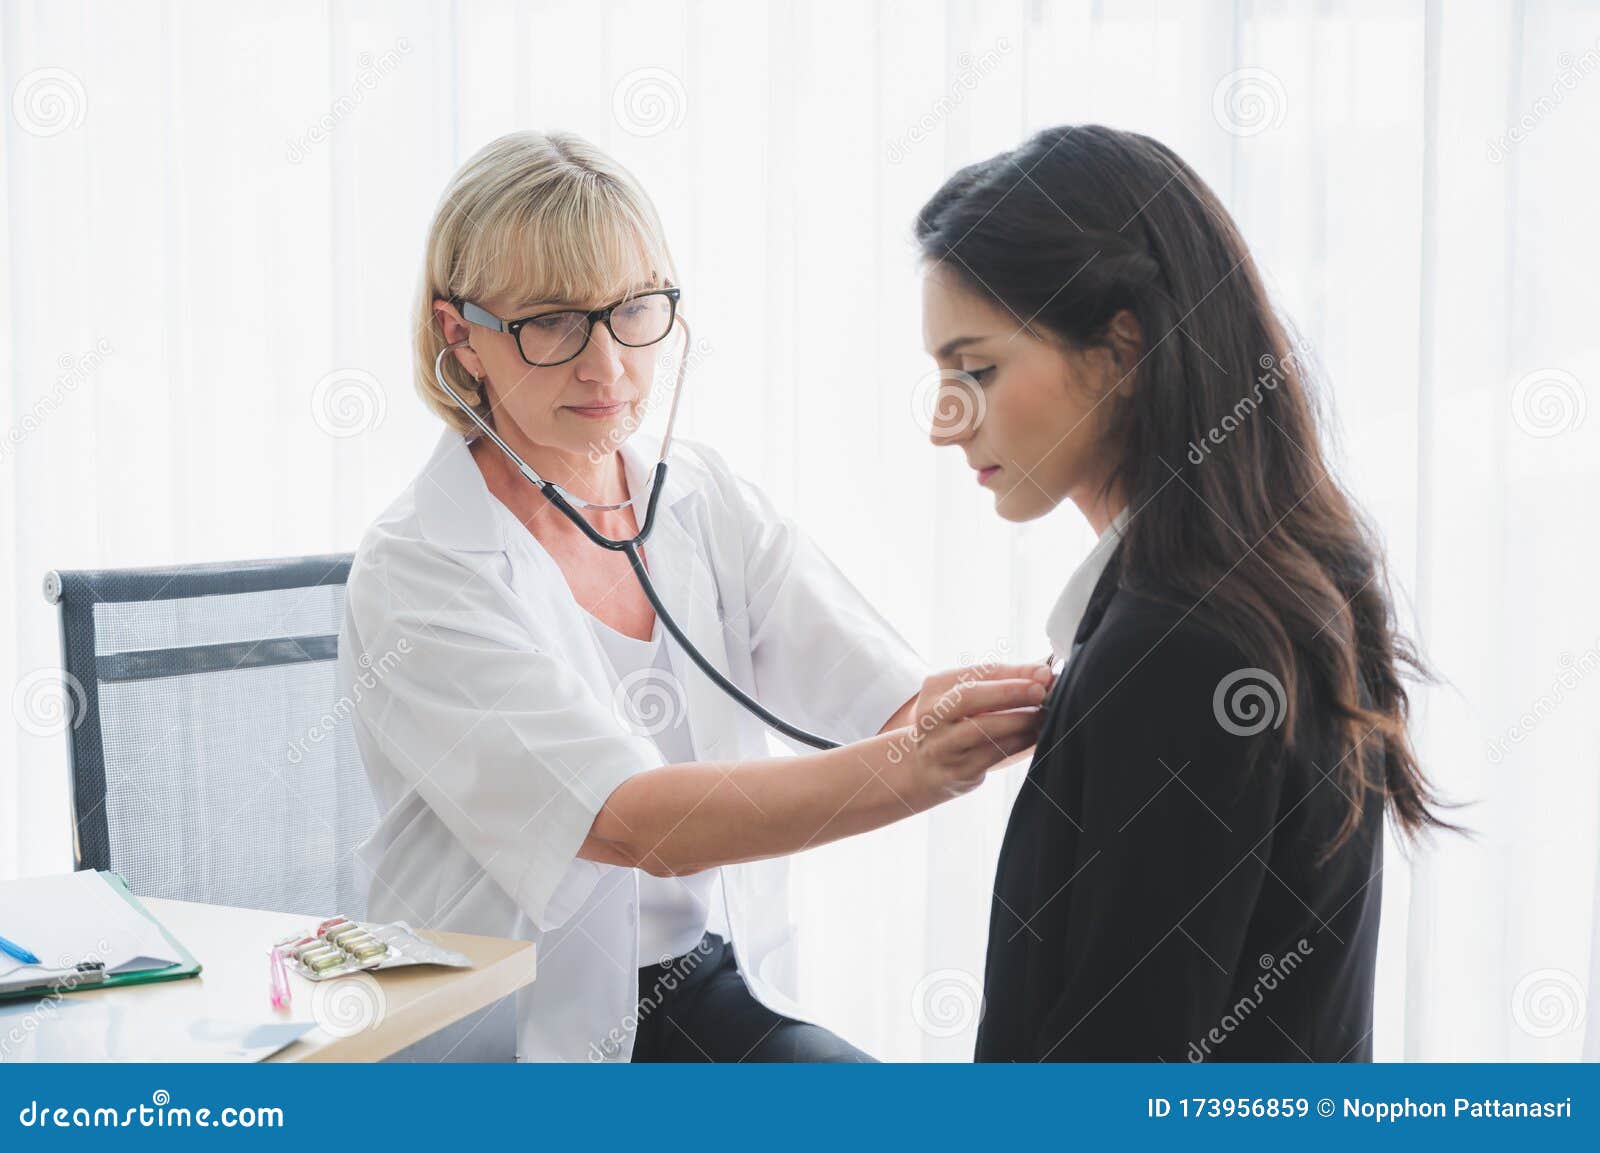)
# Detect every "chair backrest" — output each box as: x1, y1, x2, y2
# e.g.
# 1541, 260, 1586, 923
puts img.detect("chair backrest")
44, 554, 377, 917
